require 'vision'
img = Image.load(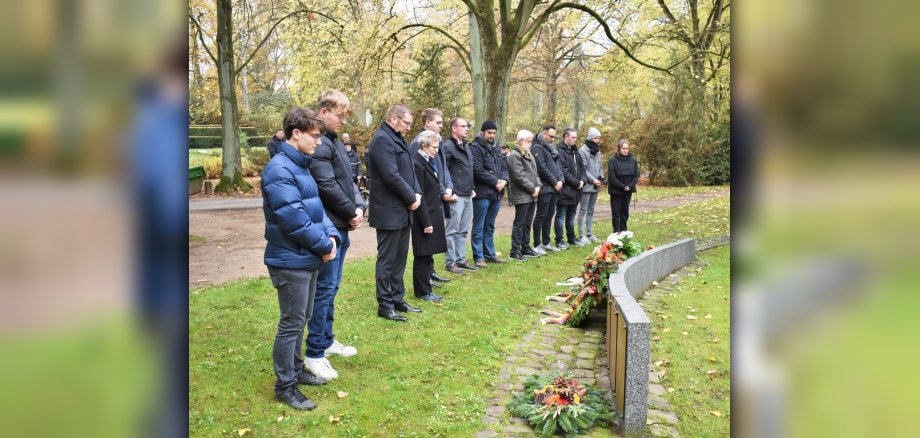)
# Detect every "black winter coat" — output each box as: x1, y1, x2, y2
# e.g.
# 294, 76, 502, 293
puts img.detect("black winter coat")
411, 151, 448, 256
442, 136, 475, 196
310, 132, 367, 229
556, 142, 584, 205
267, 137, 284, 158
531, 134, 563, 194
607, 154, 639, 194
470, 134, 509, 200
366, 122, 421, 230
